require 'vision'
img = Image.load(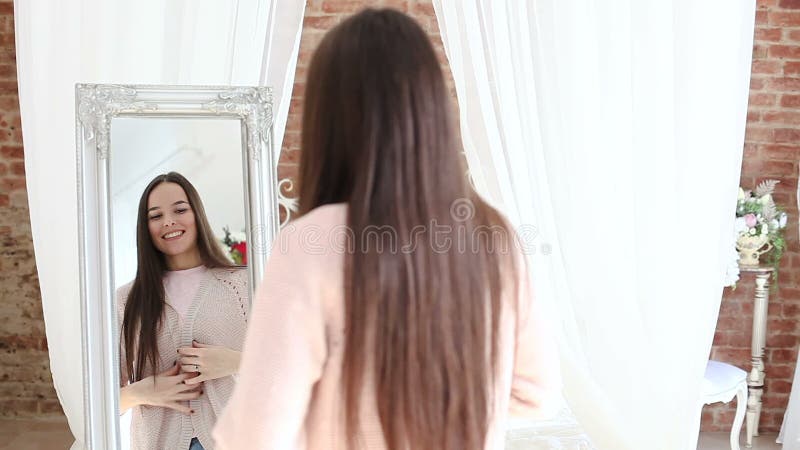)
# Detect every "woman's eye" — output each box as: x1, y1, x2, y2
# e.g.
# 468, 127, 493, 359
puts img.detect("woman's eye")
176, 208, 188, 214
149, 214, 162, 220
